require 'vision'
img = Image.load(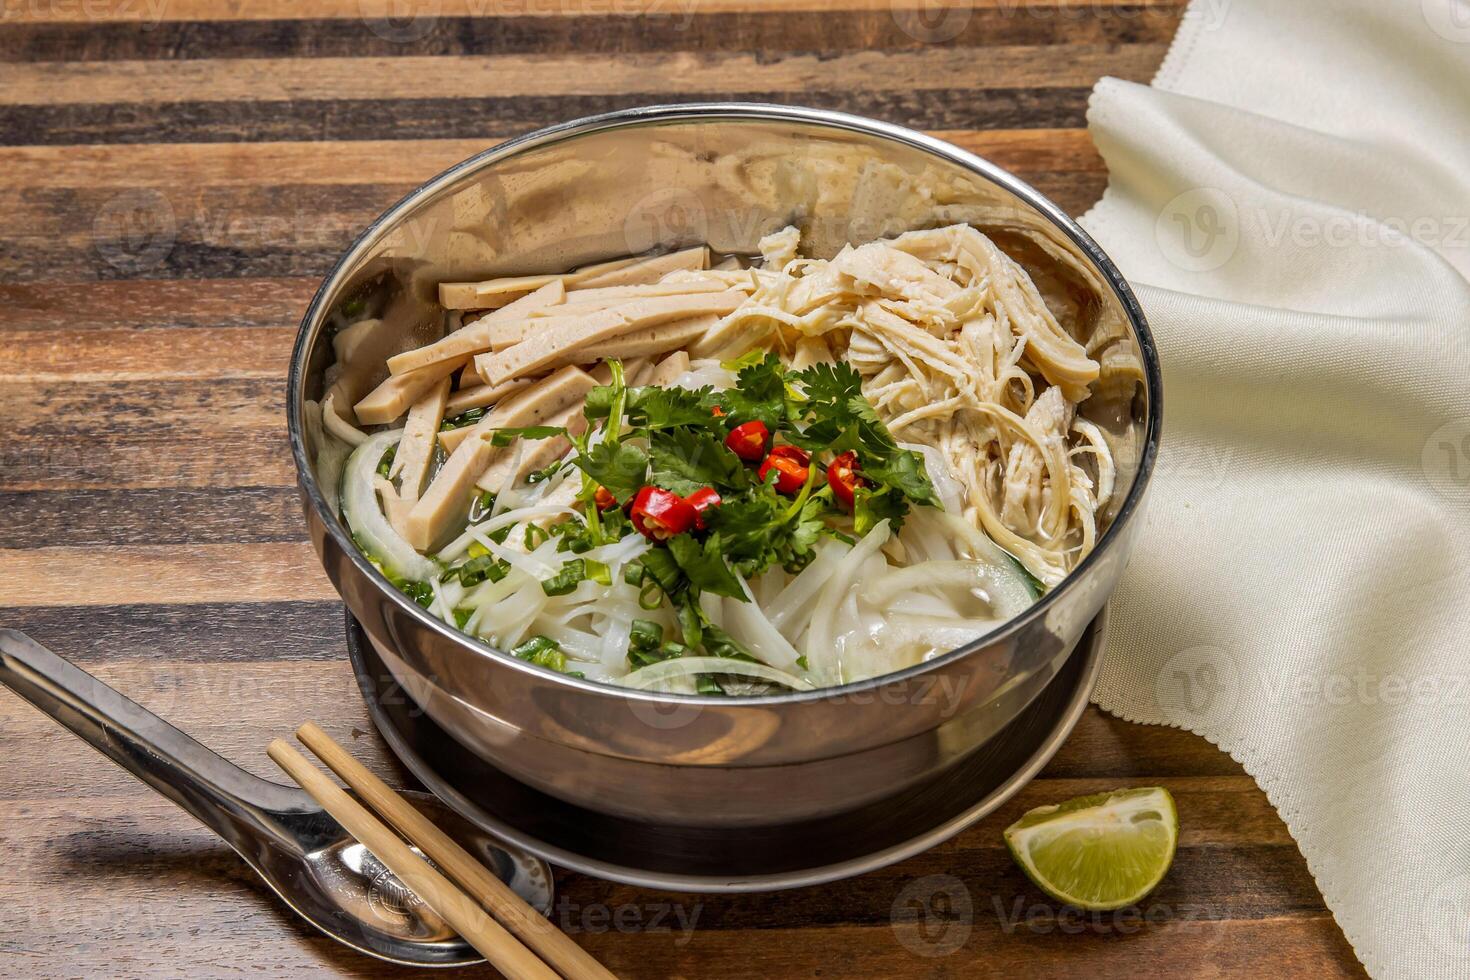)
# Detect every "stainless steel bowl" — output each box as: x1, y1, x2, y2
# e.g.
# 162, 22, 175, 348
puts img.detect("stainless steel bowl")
287, 104, 1160, 829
